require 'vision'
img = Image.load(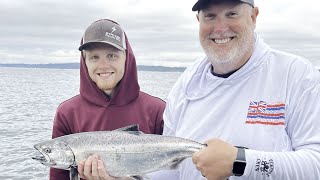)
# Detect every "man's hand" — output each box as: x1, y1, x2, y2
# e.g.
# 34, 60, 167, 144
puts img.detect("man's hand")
78, 154, 133, 180
192, 138, 238, 180
78, 154, 112, 180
